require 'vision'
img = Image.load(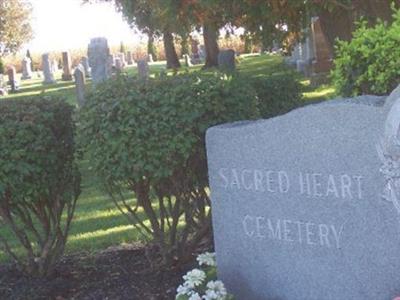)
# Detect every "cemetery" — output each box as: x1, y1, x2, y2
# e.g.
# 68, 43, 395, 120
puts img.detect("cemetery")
0, 0, 399, 299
